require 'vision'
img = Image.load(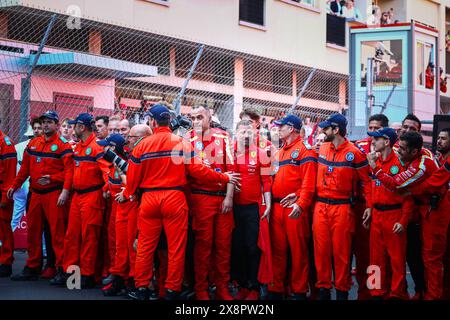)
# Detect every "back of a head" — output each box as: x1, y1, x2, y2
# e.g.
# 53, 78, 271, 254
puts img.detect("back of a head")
131, 124, 152, 137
